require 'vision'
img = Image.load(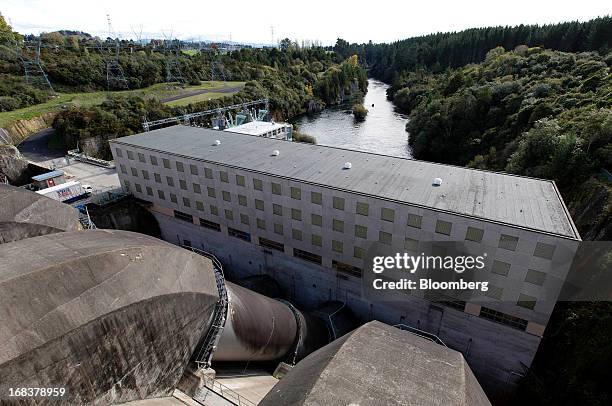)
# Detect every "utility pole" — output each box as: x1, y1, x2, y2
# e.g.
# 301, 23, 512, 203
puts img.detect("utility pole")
101, 14, 129, 90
